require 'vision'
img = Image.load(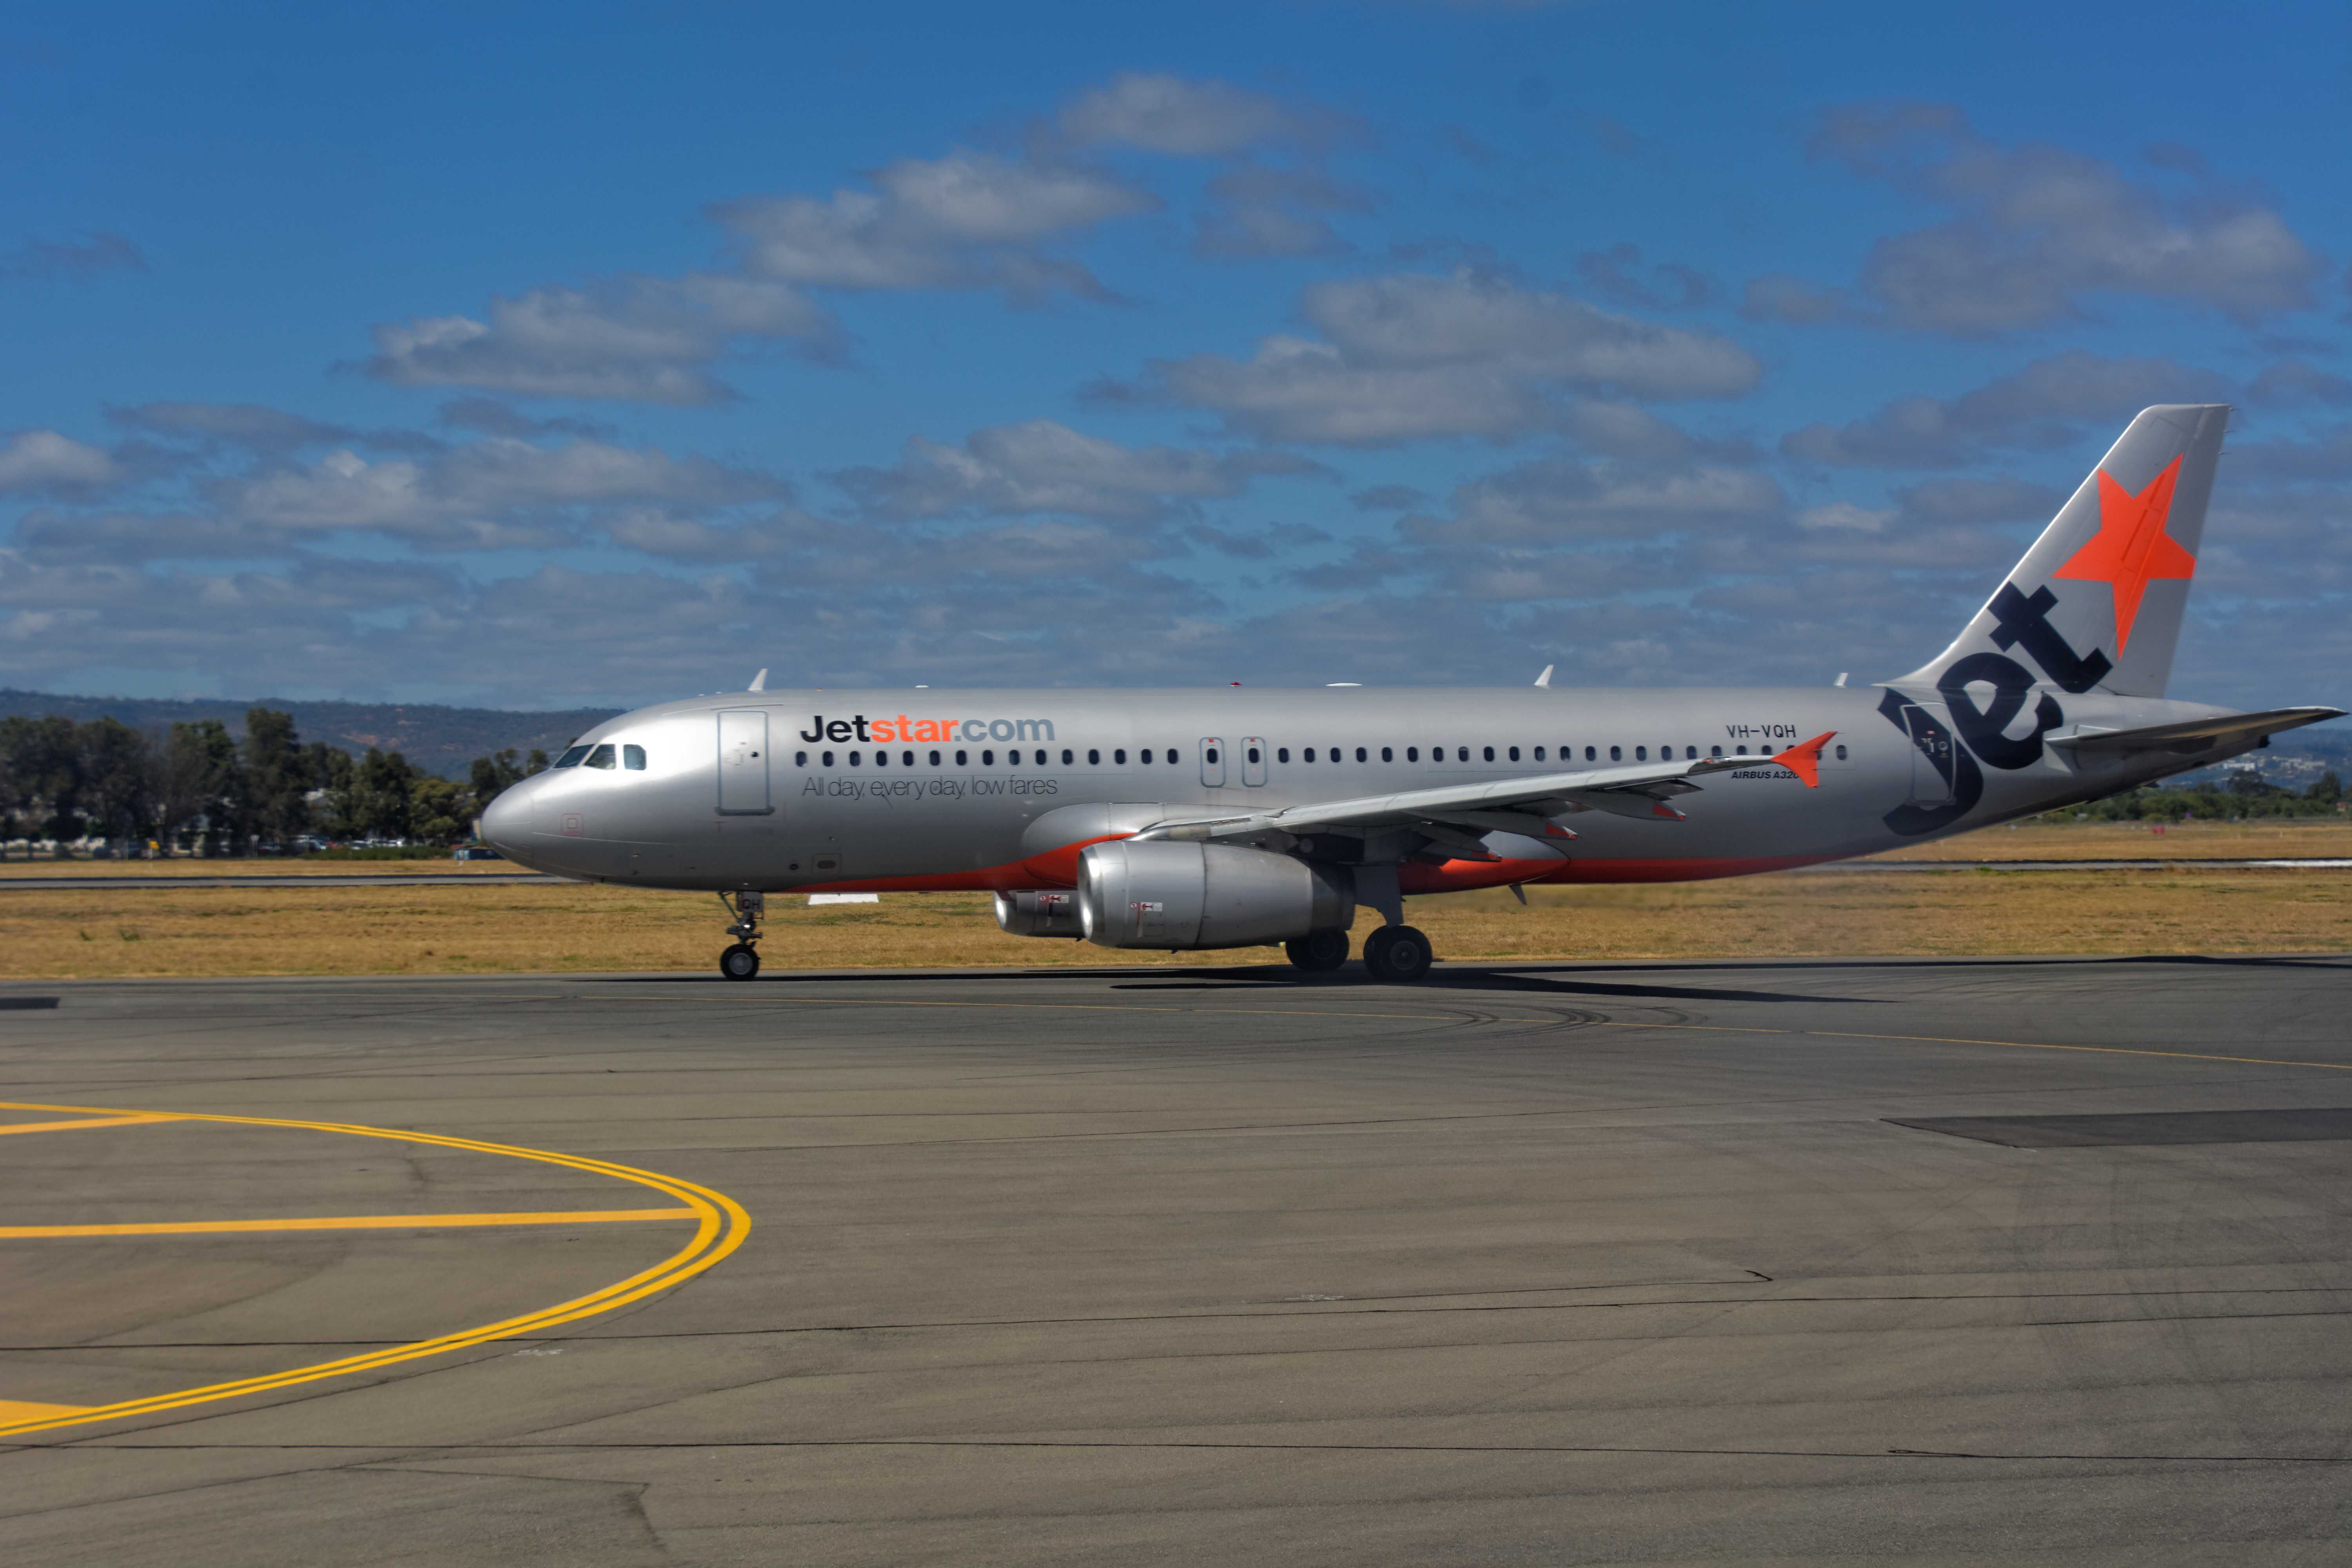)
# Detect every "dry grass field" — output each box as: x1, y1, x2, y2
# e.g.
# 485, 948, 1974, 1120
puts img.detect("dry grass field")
1871, 817, 2352, 860
2, 864, 2345, 980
